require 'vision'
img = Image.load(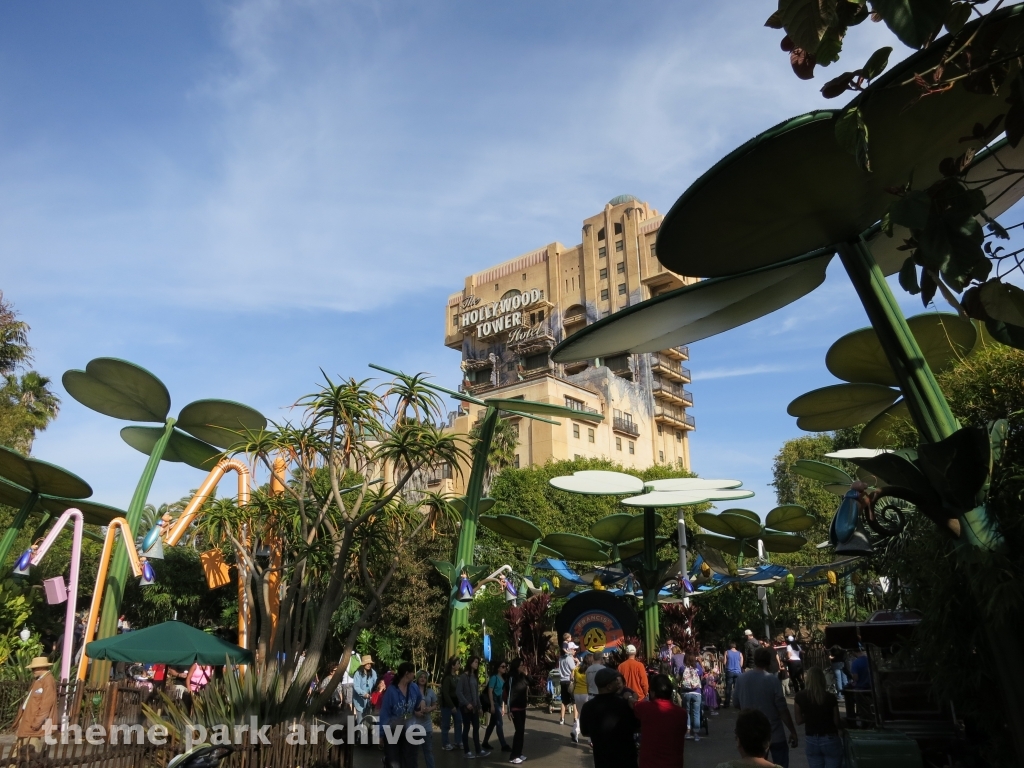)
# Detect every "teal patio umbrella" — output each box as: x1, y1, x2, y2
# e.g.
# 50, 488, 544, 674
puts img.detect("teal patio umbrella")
85, 621, 253, 666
